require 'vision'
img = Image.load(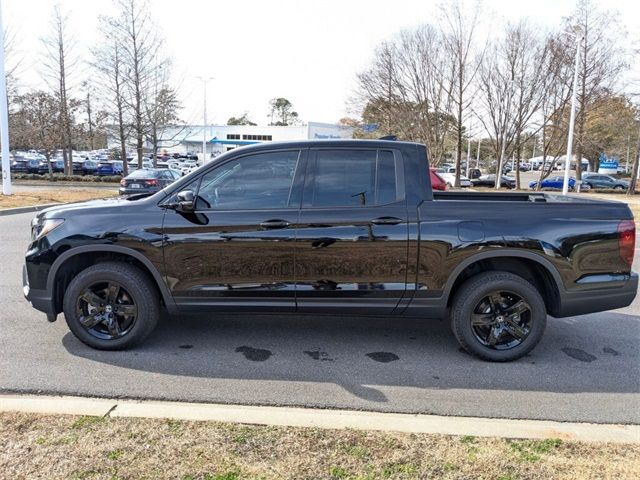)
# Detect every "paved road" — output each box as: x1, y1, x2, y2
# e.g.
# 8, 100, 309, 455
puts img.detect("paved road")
1, 212, 639, 424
